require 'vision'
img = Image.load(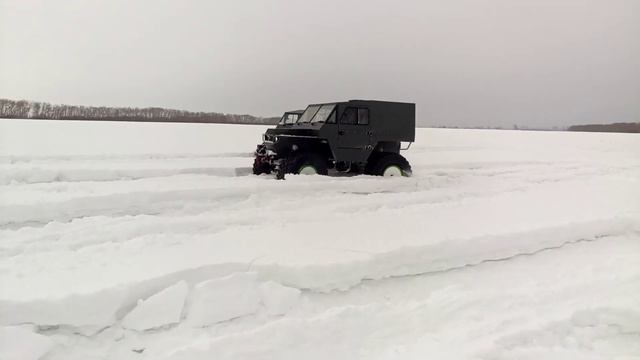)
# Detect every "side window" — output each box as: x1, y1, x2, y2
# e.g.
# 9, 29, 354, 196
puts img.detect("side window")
340, 107, 357, 125
326, 110, 336, 124
357, 108, 369, 125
